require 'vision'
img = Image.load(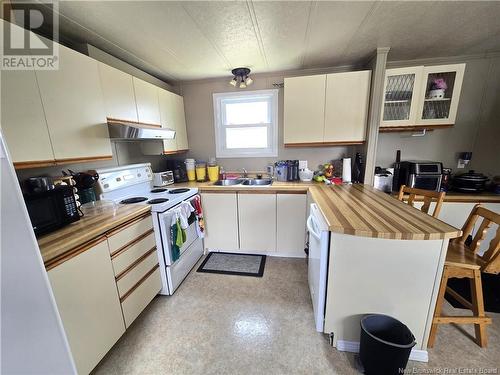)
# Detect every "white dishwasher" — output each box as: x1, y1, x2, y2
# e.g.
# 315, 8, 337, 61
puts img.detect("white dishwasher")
306, 203, 330, 332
